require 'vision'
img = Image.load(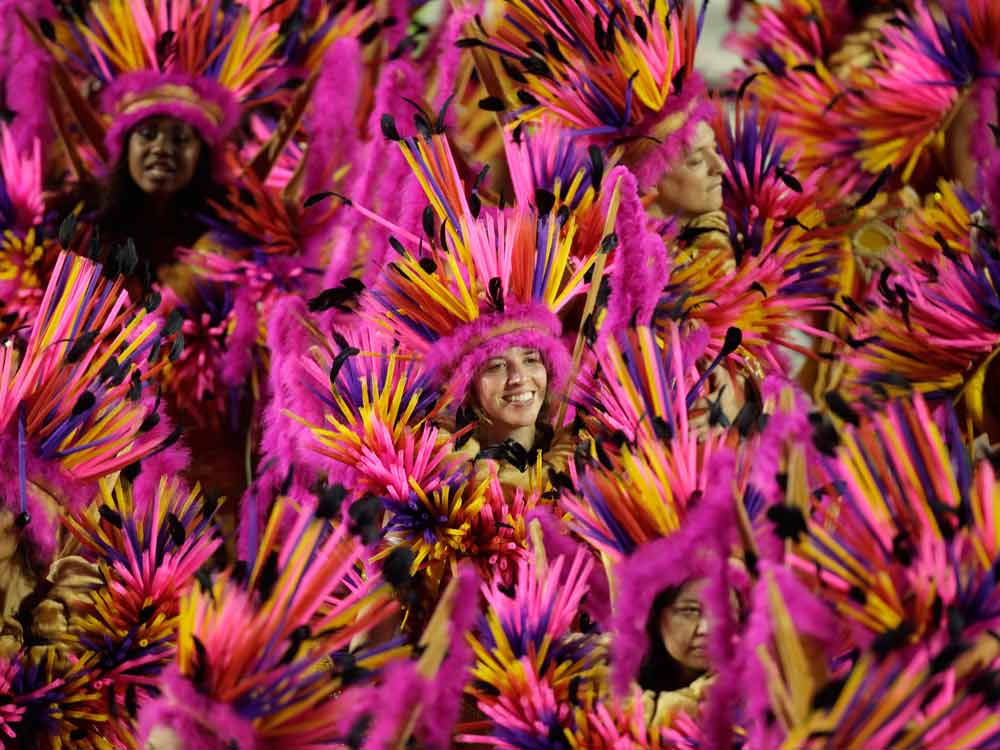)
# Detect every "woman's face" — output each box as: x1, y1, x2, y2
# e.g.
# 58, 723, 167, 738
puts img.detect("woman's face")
128, 116, 203, 196
654, 122, 725, 219
473, 346, 549, 431
659, 578, 711, 674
